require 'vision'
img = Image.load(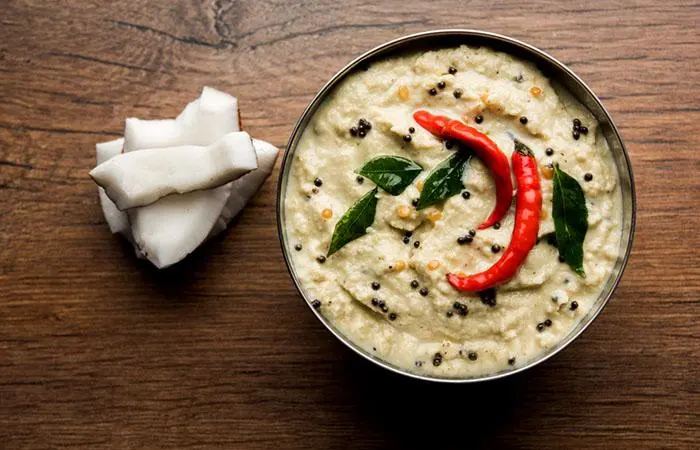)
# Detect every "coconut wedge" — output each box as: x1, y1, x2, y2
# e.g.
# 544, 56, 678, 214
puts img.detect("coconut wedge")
90, 132, 257, 210
130, 185, 233, 268
123, 87, 239, 151
211, 139, 279, 236
95, 138, 131, 237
